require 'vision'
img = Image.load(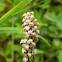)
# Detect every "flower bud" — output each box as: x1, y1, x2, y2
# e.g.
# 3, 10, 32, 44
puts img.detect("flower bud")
23, 57, 28, 62
20, 39, 24, 44
24, 45, 29, 50
23, 32, 29, 38
23, 39, 27, 43
28, 30, 32, 34
29, 22, 34, 26
22, 13, 26, 17
34, 26, 37, 30
35, 22, 39, 26
34, 19, 37, 22
32, 32, 36, 36
36, 30, 39, 34
28, 53, 32, 57
30, 15, 34, 20
22, 48, 27, 54
25, 16, 29, 19
31, 11, 34, 15
28, 39, 33, 43
22, 22, 28, 27
23, 26, 30, 31
31, 42, 36, 46
27, 12, 30, 16
32, 49, 37, 55
22, 18, 26, 22
25, 19, 31, 23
